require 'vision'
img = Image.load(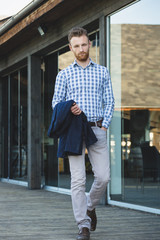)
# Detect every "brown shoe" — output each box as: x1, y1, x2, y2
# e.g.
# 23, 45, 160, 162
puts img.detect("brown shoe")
87, 208, 97, 231
76, 227, 90, 240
